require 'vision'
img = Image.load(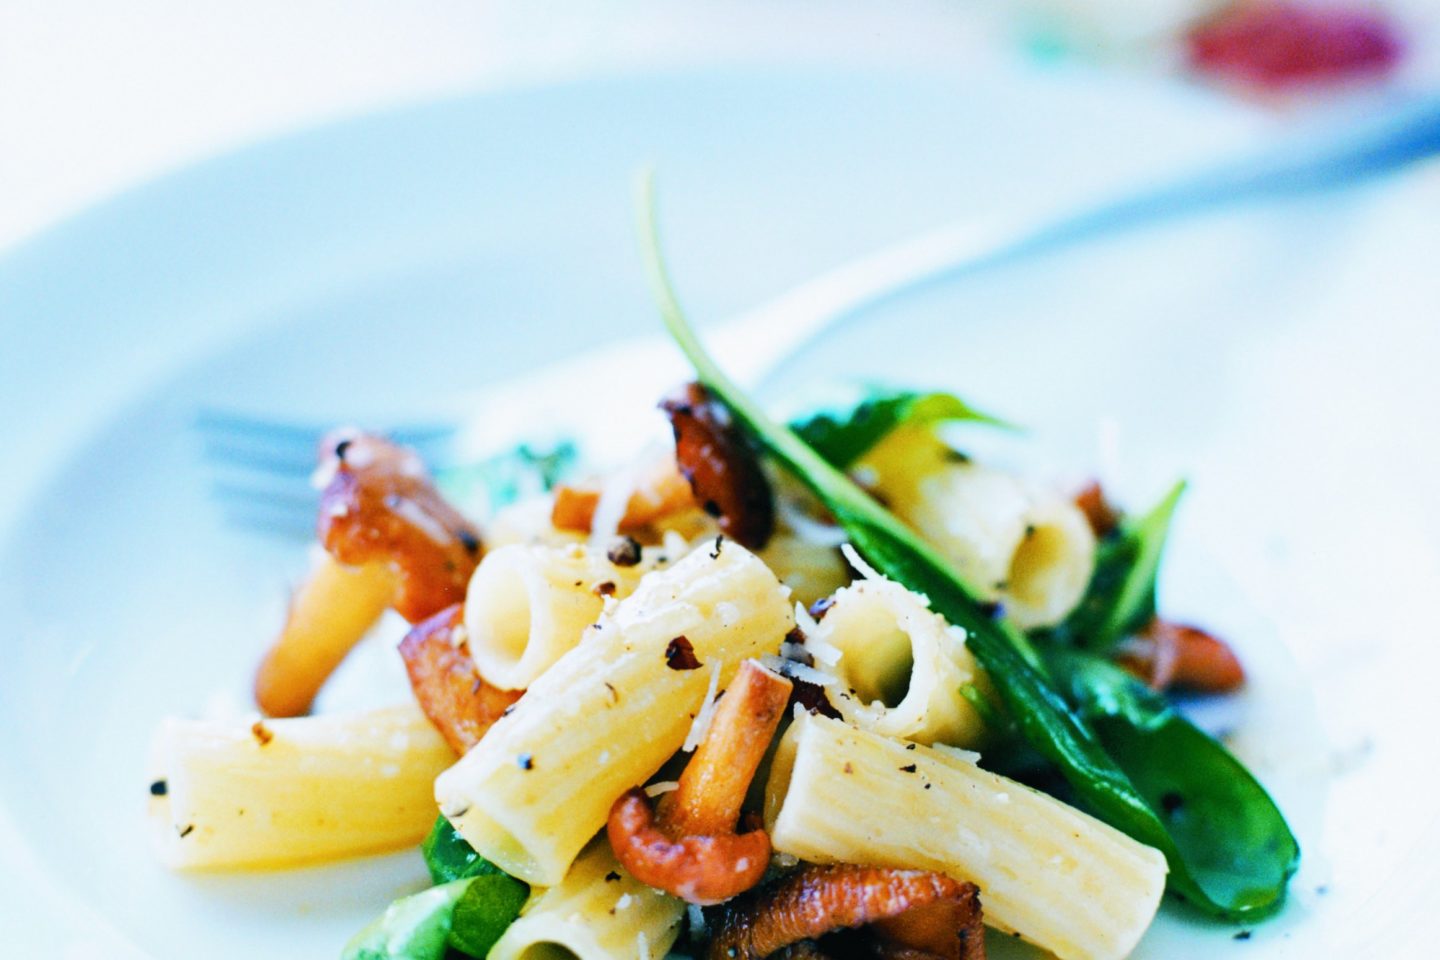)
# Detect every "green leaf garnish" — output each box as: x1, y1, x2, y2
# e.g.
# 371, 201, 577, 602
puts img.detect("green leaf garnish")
790, 385, 1011, 468
344, 821, 527, 959
447, 875, 531, 958
1048, 650, 1301, 916
636, 169, 1297, 921
341, 880, 472, 960
1052, 481, 1185, 653
422, 815, 506, 885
